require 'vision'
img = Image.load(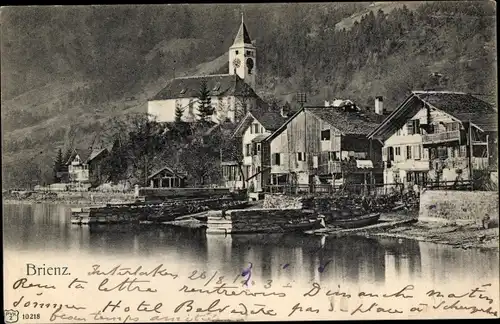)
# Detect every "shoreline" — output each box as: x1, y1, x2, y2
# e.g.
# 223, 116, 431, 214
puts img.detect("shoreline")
4, 198, 498, 251
364, 221, 499, 251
